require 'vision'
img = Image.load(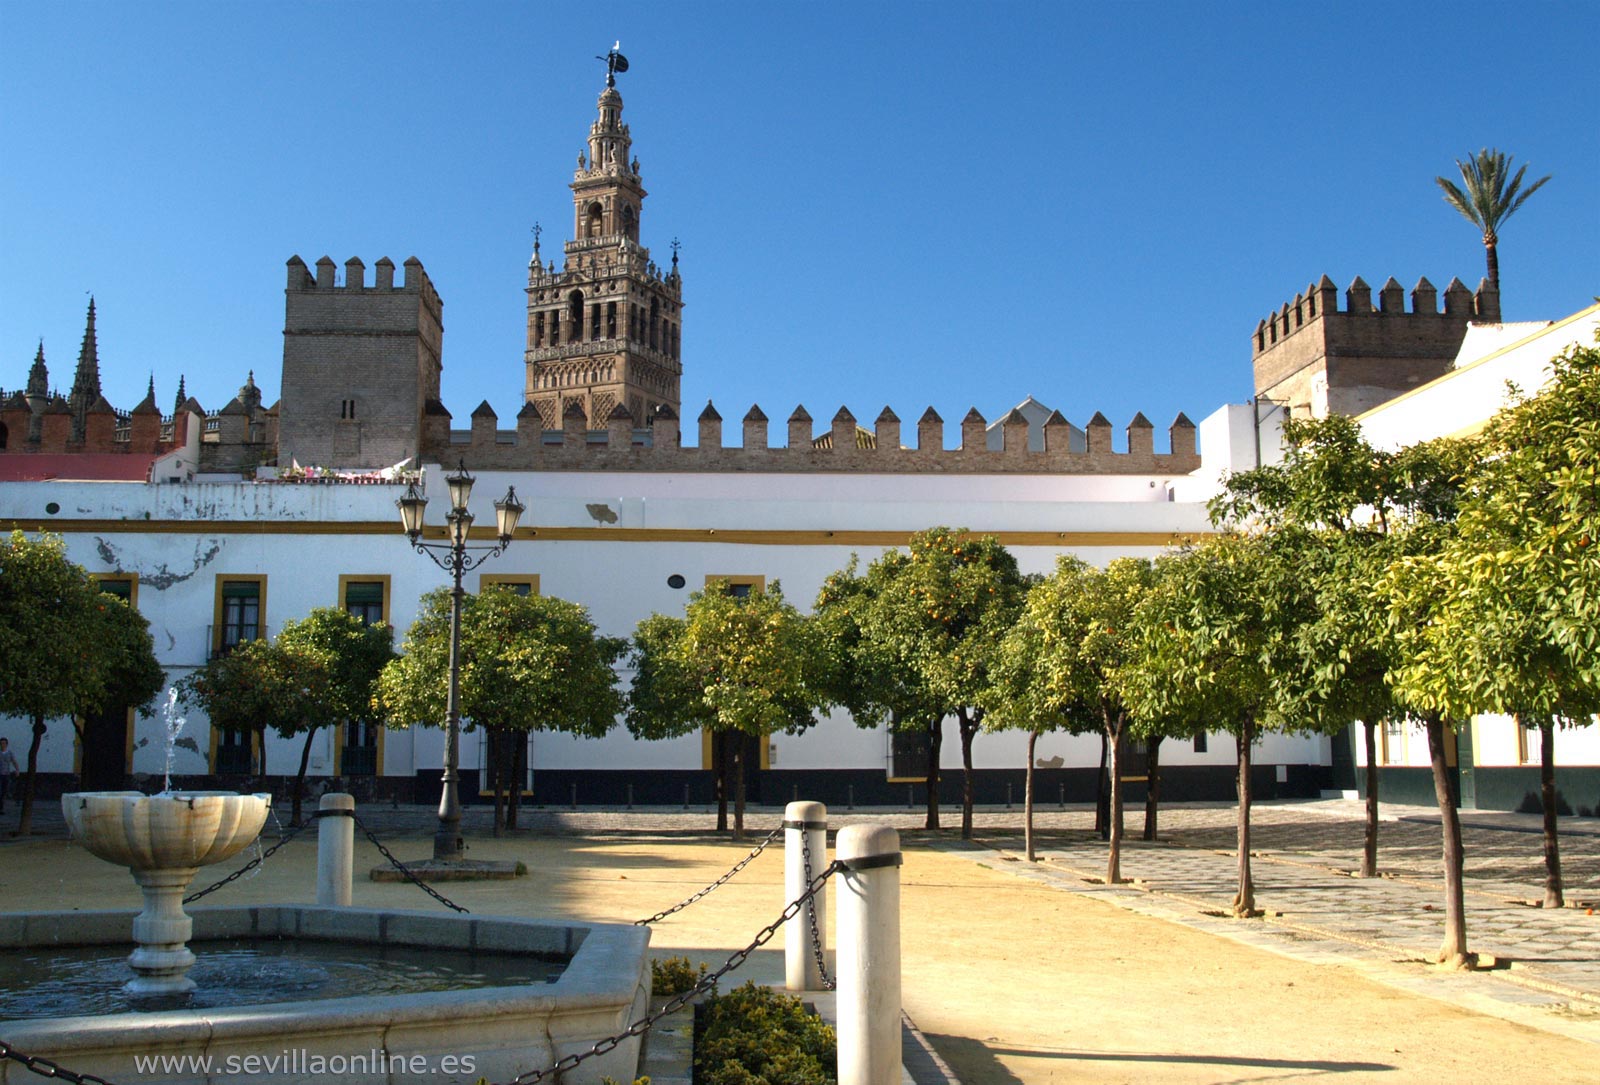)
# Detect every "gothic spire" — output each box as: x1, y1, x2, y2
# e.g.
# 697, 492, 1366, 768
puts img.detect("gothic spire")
26, 341, 48, 398
174, 374, 186, 417
69, 297, 102, 443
